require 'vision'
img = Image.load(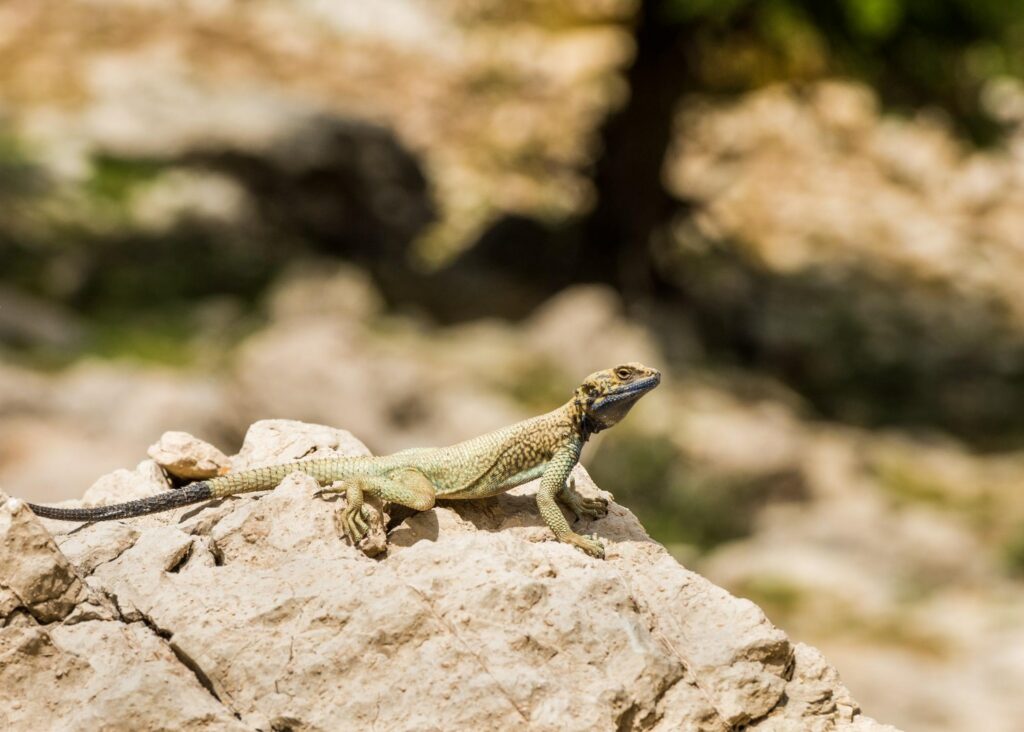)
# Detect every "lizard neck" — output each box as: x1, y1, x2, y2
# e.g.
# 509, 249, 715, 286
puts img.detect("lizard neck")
563, 397, 595, 444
